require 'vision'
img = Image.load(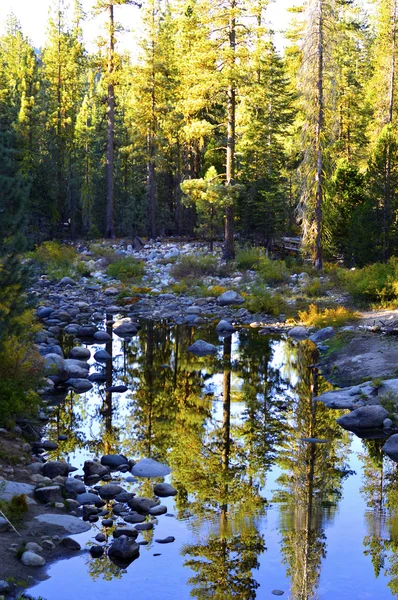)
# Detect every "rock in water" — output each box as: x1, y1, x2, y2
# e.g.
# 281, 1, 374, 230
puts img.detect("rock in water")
216, 320, 236, 334
101, 454, 129, 469
337, 405, 389, 430
131, 458, 171, 478
108, 536, 140, 566
383, 434, 398, 461
128, 497, 158, 514
309, 326, 335, 343
287, 326, 308, 340
187, 340, 218, 356
153, 483, 177, 497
